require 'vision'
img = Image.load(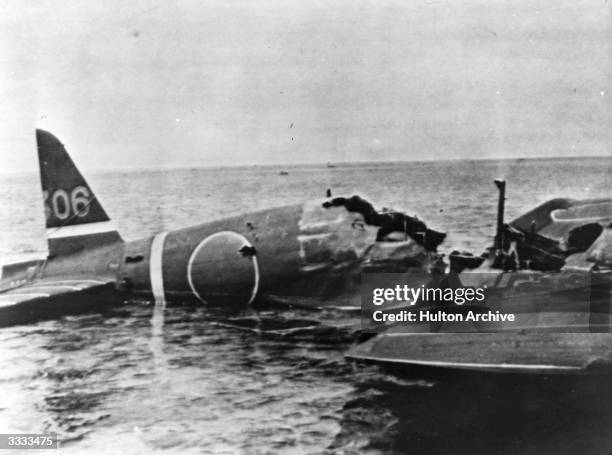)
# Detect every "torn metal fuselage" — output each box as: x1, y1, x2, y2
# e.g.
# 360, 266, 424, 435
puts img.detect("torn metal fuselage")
447, 183, 612, 333
451, 192, 612, 275
95, 195, 445, 309
348, 186, 612, 375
